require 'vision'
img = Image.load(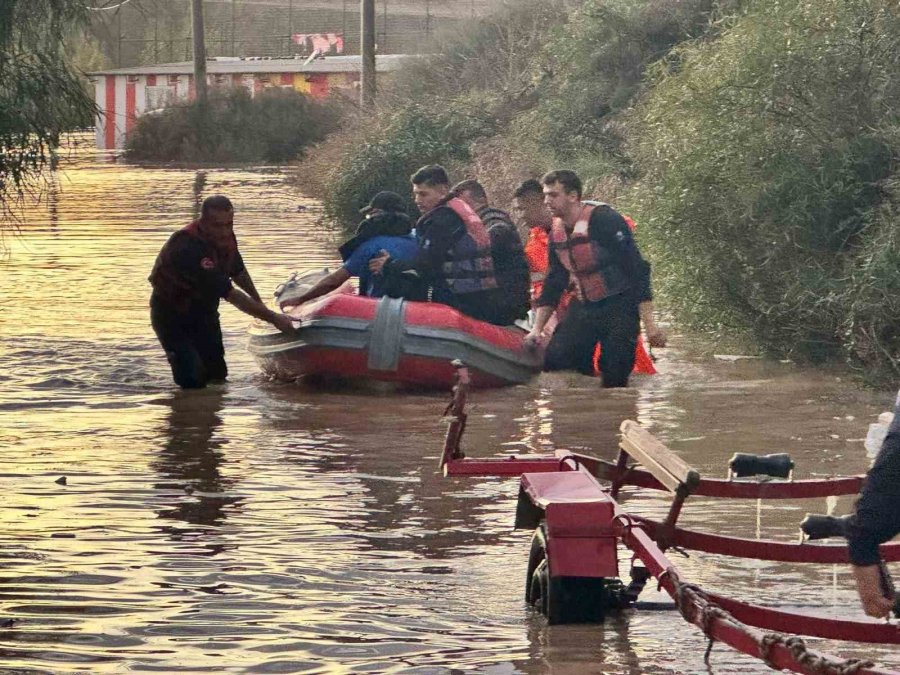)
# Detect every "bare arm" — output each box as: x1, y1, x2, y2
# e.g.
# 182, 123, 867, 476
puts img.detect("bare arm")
280, 268, 351, 309
524, 305, 555, 347
232, 269, 262, 302
226, 287, 294, 333
851, 564, 895, 618
639, 300, 667, 348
